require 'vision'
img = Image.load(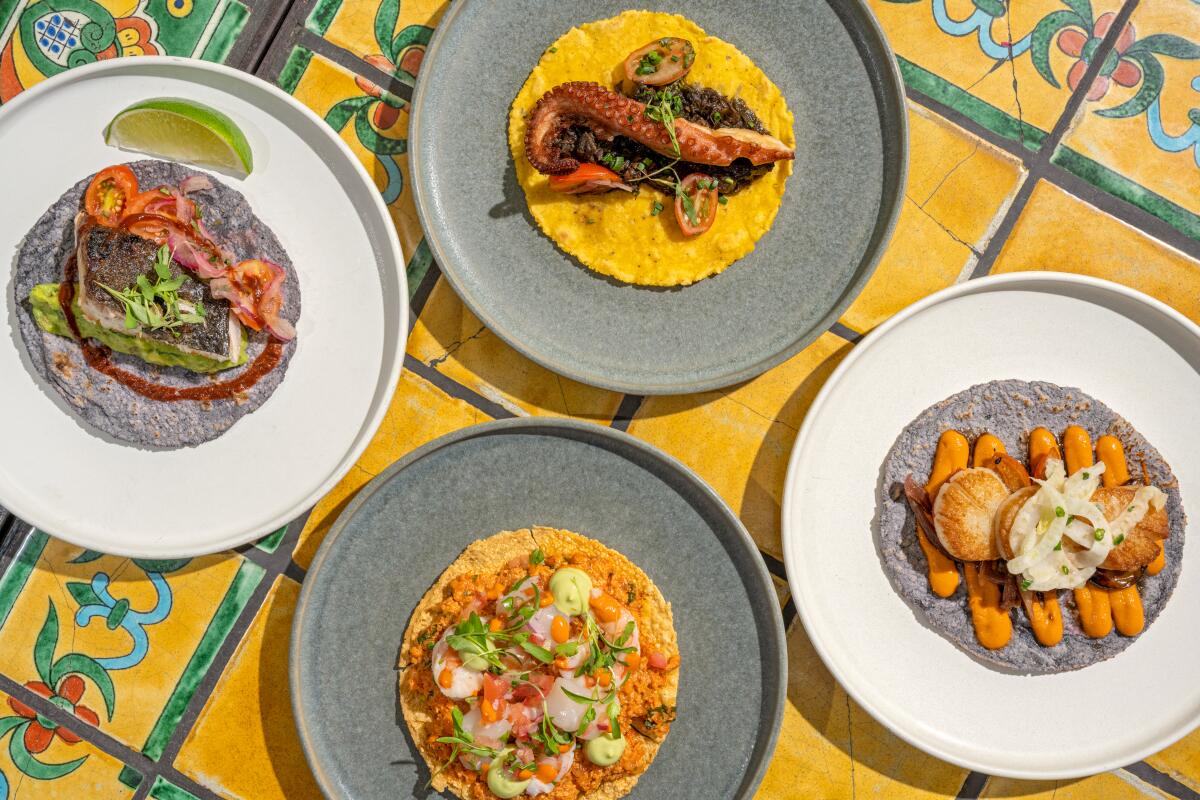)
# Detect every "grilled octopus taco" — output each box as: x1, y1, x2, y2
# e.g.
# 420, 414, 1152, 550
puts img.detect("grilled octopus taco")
879, 380, 1186, 673
509, 10, 795, 286
14, 160, 300, 449
399, 528, 679, 799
